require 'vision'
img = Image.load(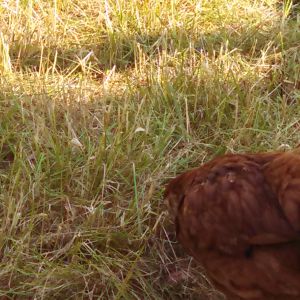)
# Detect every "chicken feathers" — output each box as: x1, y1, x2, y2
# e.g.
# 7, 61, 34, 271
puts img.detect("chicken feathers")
165, 150, 300, 300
